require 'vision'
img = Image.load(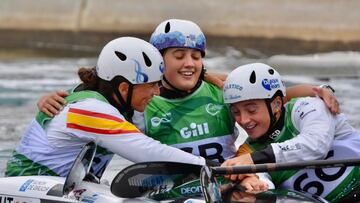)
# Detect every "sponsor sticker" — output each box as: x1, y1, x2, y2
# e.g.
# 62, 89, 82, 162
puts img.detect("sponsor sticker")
278, 143, 301, 151
262, 78, 280, 91
181, 185, 202, 195
224, 83, 243, 92
19, 179, 50, 192
19, 179, 34, 192
80, 194, 98, 203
